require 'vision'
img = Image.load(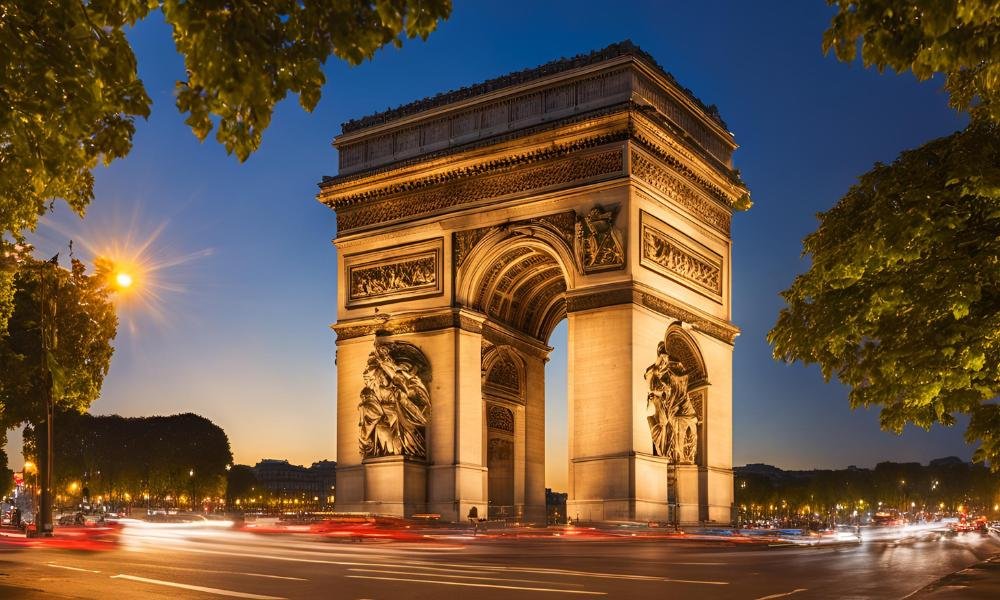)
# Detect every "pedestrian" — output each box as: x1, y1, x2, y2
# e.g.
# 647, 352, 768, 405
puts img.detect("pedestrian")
468, 505, 478, 534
